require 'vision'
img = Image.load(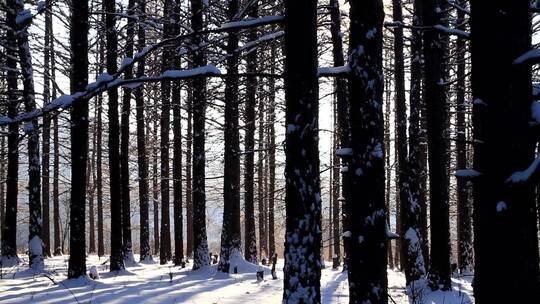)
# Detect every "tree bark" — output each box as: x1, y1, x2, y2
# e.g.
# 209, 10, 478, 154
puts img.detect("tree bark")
218, 0, 242, 273
282, 0, 322, 302
66, 0, 88, 276
191, 0, 210, 269
135, 0, 151, 262
455, 0, 473, 275
105, 0, 124, 272
470, 1, 540, 302
421, 0, 452, 290
345, 0, 388, 302
120, 0, 136, 264
243, 1, 259, 265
